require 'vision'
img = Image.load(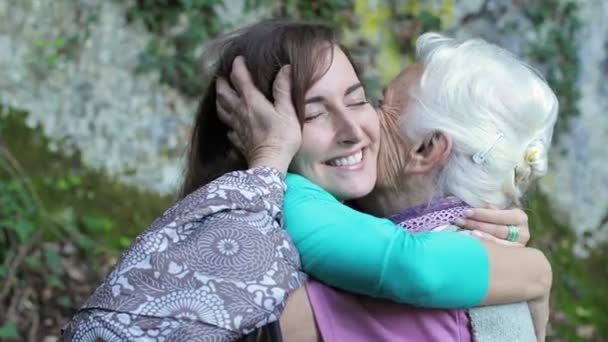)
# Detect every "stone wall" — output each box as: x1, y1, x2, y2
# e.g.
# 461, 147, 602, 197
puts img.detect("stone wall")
1, 0, 606, 252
